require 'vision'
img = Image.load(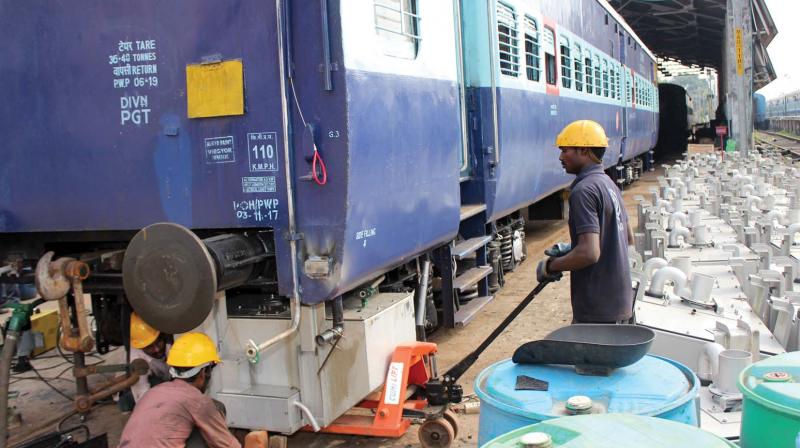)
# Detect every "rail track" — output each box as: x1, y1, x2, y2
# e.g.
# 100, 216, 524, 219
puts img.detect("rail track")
755, 130, 800, 160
